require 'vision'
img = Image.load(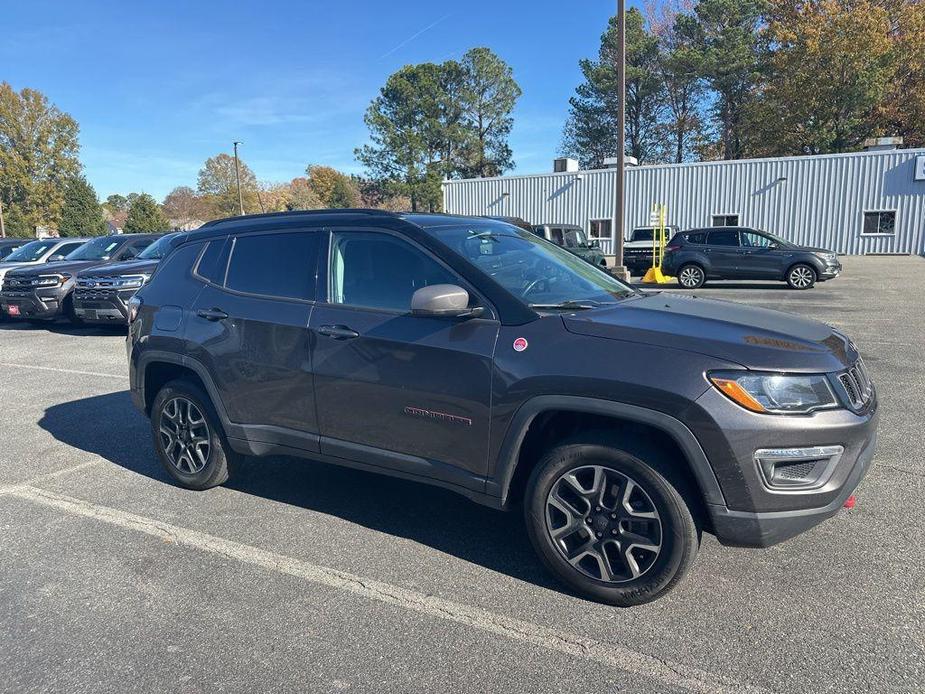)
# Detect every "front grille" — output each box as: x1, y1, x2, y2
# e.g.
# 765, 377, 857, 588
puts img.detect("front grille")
77, 276, 118, 289
837, 360, 873, 409
623, 249, 652, 256
2, 277, 35, 292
